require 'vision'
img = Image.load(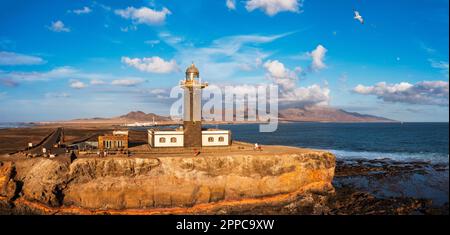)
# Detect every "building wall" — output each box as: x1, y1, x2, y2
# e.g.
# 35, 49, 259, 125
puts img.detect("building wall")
98, 135, 128, 149
148, 130, 154, 147
184, 121, 202, 147
113, 130, 129, 136
183, 87, 202, 122
202, 131, 231, 147
150, 131, 184, 148
148, 130, 231, 148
